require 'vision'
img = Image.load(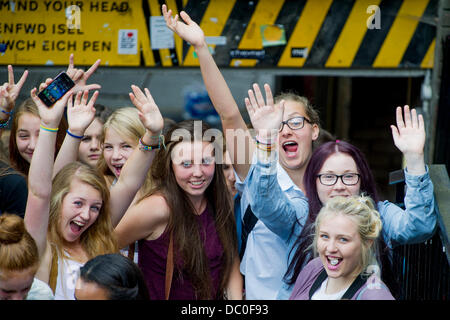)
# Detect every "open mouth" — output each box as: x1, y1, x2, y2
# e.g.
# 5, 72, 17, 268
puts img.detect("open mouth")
327, 256, 343, 270
189, 180, 205, 189
70, 221, 85, 235
112, 164, 123, 176
282, 141, 298, 157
